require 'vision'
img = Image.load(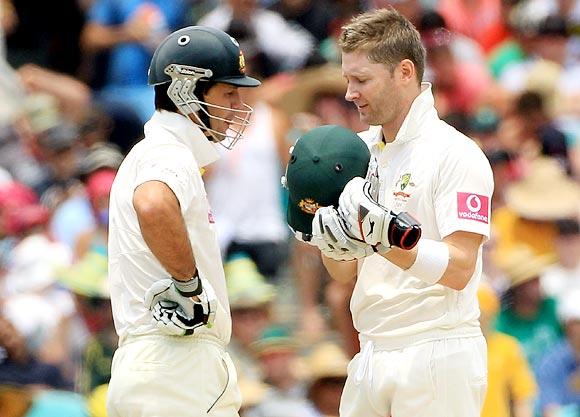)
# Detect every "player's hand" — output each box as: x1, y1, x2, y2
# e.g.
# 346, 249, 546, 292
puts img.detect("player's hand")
311, 206, 374, 261
144, 278, 217, 336
338, 177, 422, 250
